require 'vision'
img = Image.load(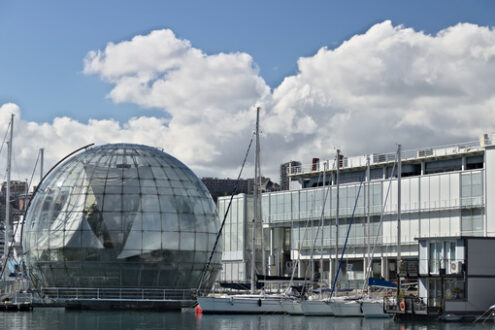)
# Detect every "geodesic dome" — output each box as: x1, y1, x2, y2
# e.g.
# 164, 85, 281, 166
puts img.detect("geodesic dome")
22, 143, 221, 290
